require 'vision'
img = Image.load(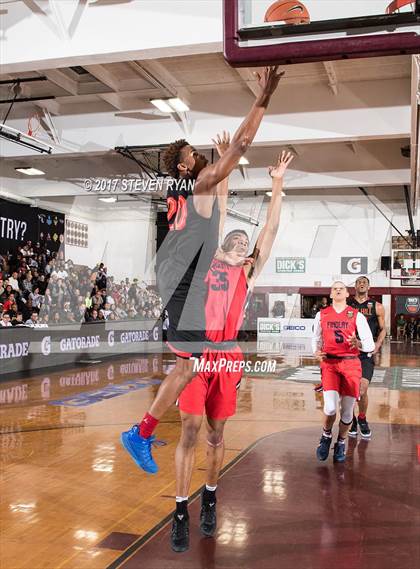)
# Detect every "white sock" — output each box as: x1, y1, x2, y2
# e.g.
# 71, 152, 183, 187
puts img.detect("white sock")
175, 496, 188, 502
205, 484, 217, 492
